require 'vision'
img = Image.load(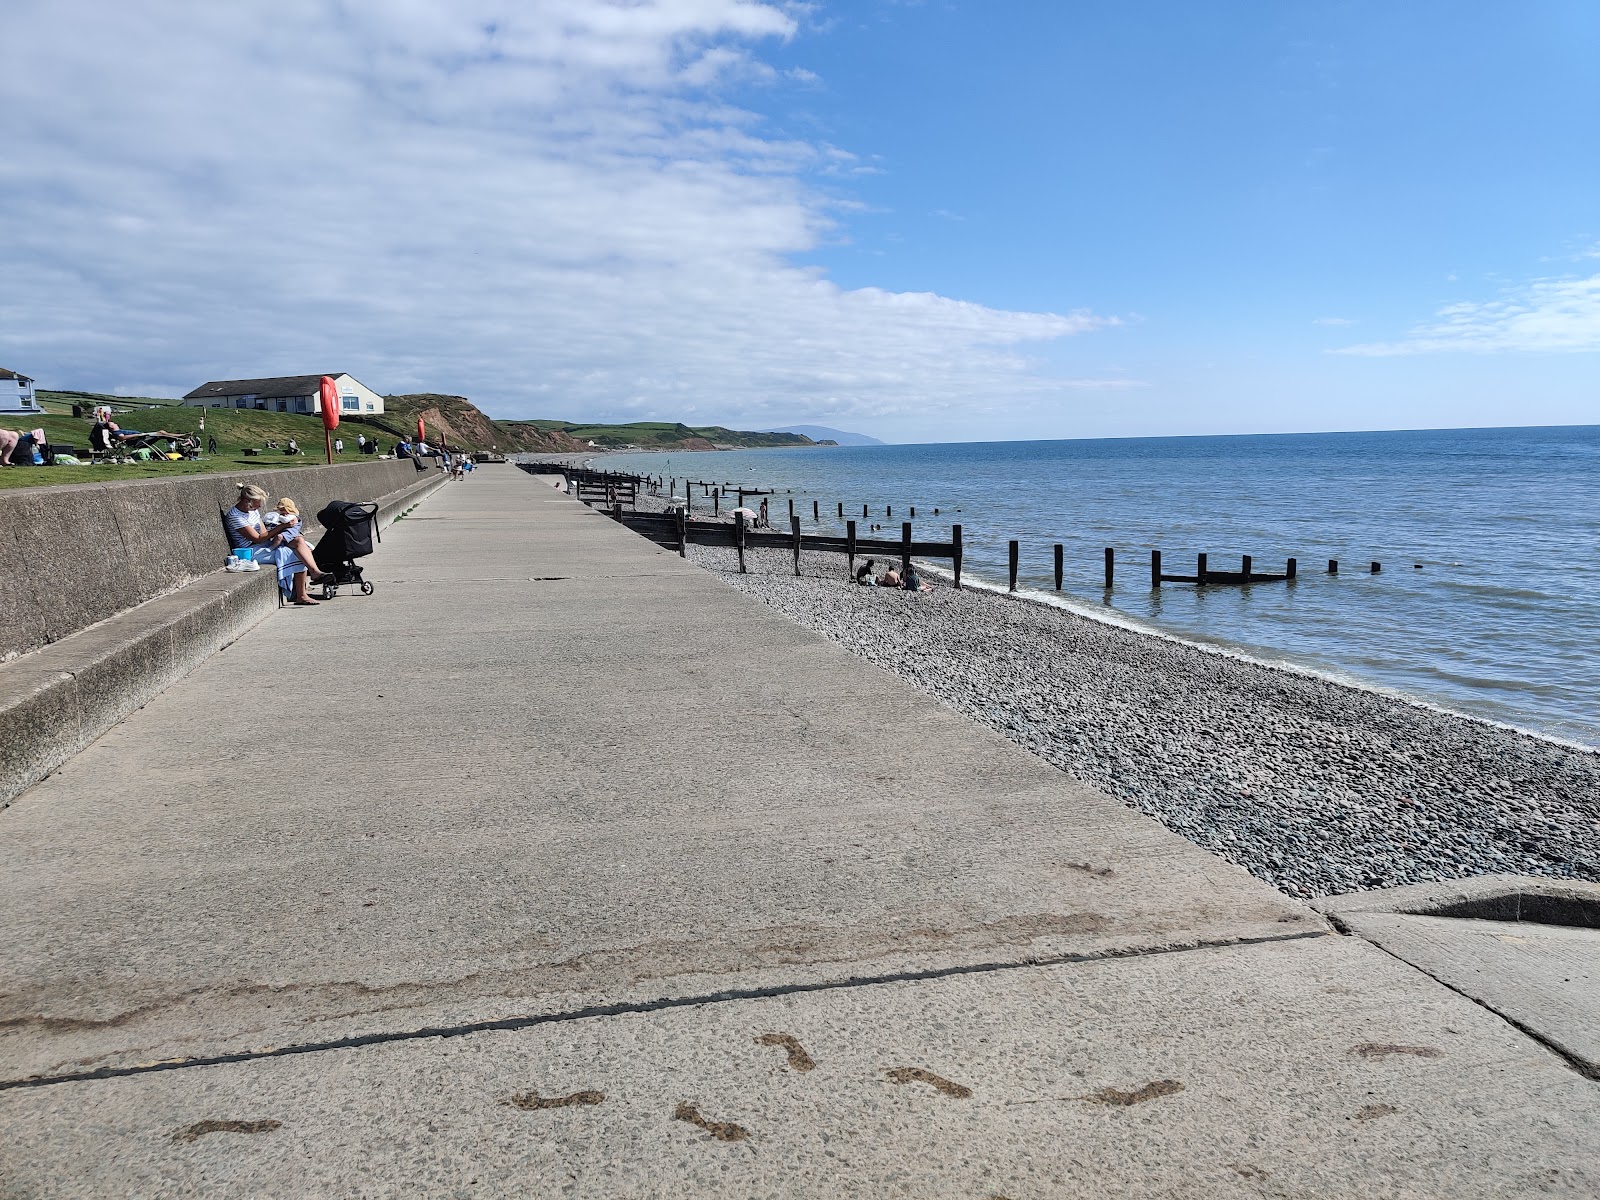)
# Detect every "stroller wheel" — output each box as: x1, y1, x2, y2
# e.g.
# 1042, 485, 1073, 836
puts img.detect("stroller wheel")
322, 582, 338, 600
360, 580, 375, 595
